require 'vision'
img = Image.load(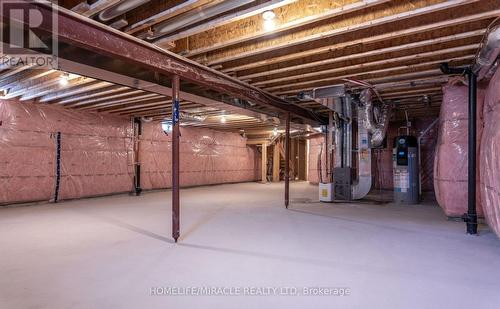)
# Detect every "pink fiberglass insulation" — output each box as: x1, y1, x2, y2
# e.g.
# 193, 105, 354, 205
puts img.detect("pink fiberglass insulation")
0, 100, 259, 205
434, 78, 485, 217
372, 125, 398, 191
0, 101, 55, 203
307, 135, 327, 184
480, 66, 500, 238
139, 122, 259, 189
0, 99, 134, 204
